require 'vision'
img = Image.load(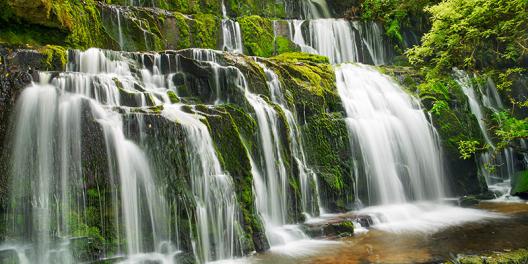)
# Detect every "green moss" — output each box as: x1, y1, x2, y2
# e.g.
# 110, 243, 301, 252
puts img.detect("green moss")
275, 36, 299, 55
238, 16, 274, 57
68, 212, 105, 261
191, 13, 220, 49
303, 112, 353, 211
0, 23, 67, 48
226, 0, 287, 18
334, 220, 355, 234
174, 12, 191, 49
51, 0, 112, 49
167, 91, 180, 103
267, 54, 337, 117
272, 52, 330, 65
39, 45, 67, 70
196, 105, 267, 253
1, 0, 114, 49
512, 170, 528, 197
